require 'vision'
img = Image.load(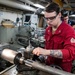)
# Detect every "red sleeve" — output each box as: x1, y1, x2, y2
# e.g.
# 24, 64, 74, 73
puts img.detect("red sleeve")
61, 29, 75, 62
